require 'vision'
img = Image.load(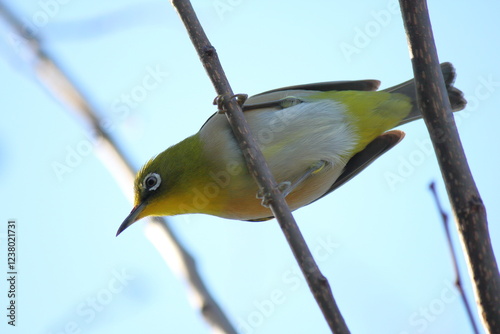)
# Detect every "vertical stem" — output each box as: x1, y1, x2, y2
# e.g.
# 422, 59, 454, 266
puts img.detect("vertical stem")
429, 182, 480, 334
399, 1, 500, 332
